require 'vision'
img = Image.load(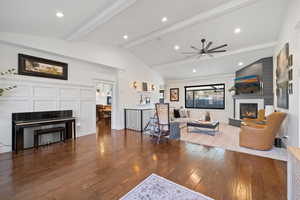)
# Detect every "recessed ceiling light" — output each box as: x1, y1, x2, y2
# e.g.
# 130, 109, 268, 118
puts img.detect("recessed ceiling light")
193, 68, 197, 73
238, 62, 244, 66
161, 17, 168, 23
56, 11, 64, 18
123, 35, 128, 40
234, 28, 241, 34
174, 45, 180, 50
